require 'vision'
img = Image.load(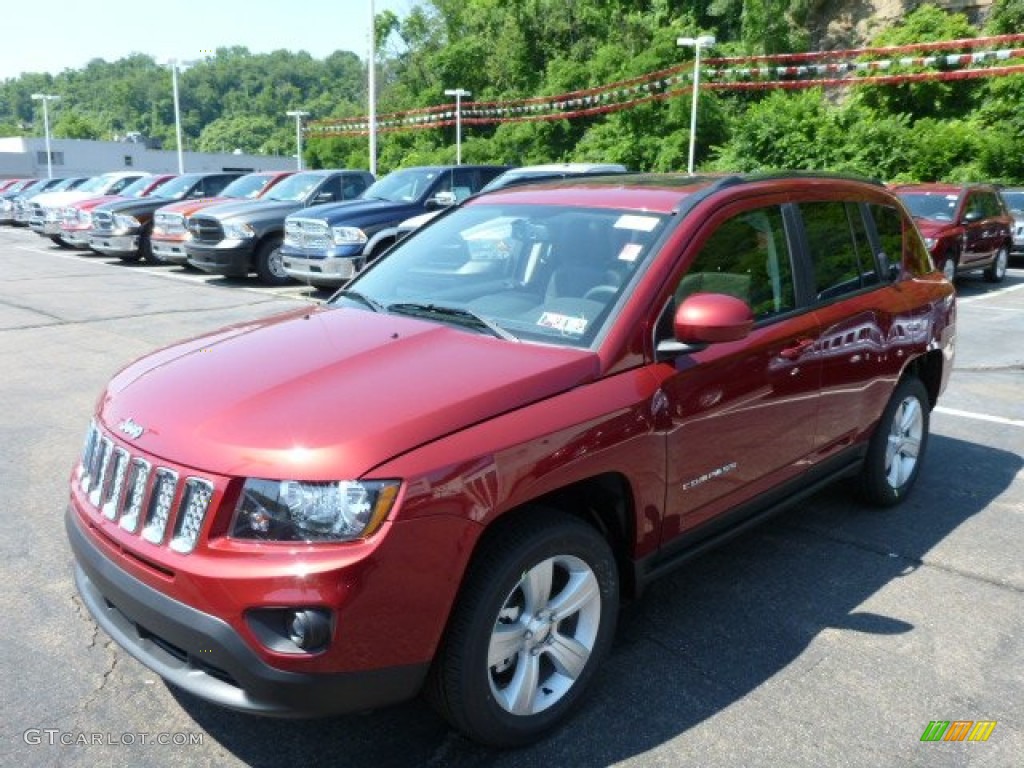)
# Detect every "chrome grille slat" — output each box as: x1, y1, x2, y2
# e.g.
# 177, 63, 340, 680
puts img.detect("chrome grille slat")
101, 448, 129, 520
142, 468, 178, 545
76, 424, 214, 554
119, 458, 151, 533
